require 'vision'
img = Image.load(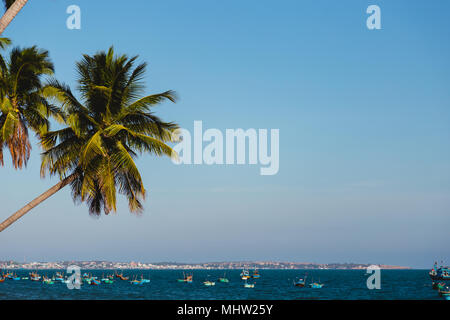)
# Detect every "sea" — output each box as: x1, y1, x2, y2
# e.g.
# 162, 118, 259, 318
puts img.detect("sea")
0, 269, 445, 300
